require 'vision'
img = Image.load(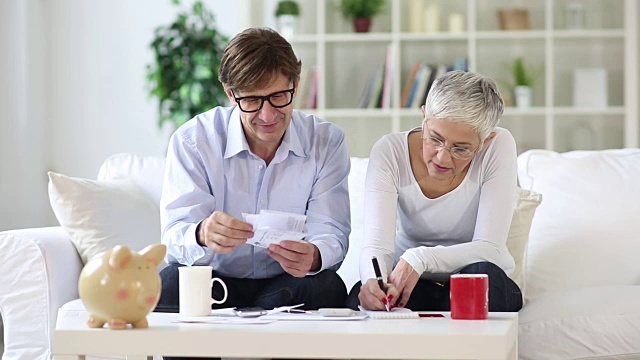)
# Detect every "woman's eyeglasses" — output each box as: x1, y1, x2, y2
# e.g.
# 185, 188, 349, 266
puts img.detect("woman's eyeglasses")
421, 136, 477, 160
